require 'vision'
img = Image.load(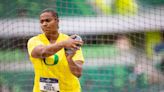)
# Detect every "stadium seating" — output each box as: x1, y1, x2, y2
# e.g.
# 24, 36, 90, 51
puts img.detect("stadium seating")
55, 0, 96, 16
